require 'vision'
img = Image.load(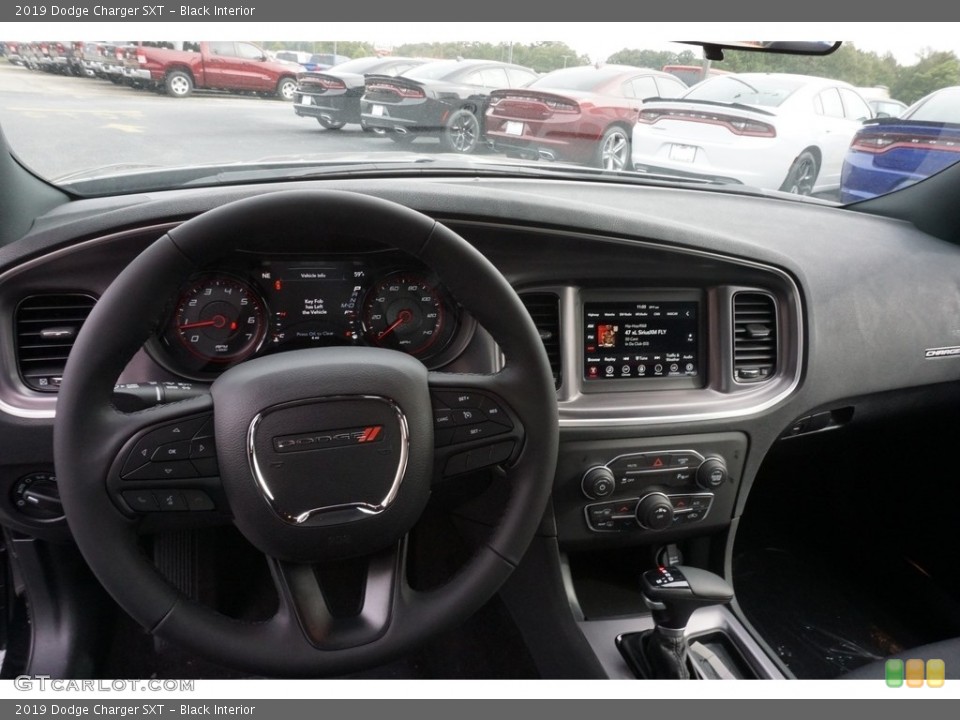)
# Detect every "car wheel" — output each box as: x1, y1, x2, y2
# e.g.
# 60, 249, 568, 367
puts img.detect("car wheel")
317, 117, 346, 130
276, 77, 297, 102
440, 109, 481, 154
780, 151, 820, 195
595, 125, 631, 170
164, 70, 193, 99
